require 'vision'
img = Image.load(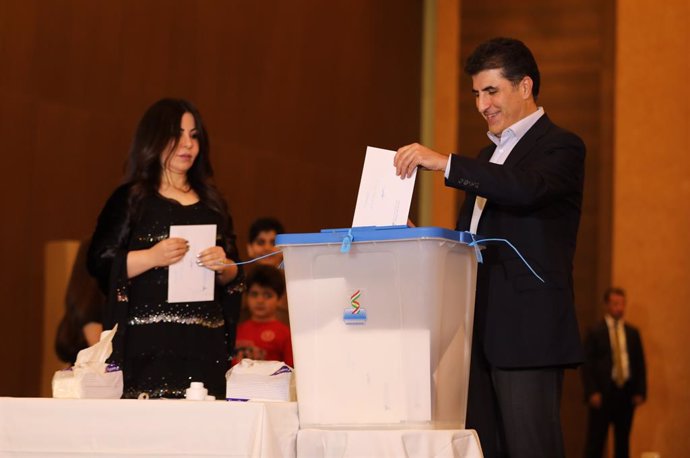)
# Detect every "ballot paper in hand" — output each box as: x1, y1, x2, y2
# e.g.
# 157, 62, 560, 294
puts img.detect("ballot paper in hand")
168, 224, 216, 303
352, 146, 417, 227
